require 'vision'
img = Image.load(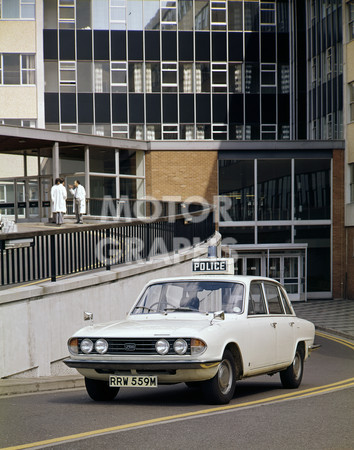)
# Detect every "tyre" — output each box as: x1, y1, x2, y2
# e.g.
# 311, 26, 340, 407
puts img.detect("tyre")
201, 349, 236, 404
85, 377, 119, 401
280, 346, 304, 389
